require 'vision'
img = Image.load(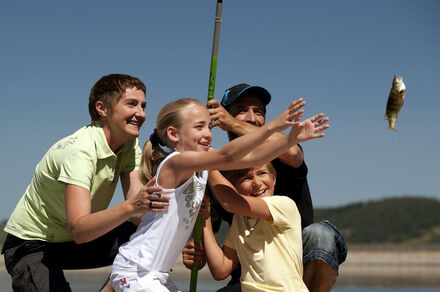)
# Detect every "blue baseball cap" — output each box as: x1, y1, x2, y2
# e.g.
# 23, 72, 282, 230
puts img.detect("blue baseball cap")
220, 83, 271, 112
